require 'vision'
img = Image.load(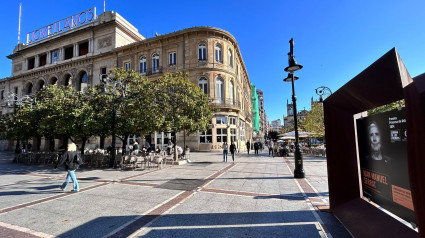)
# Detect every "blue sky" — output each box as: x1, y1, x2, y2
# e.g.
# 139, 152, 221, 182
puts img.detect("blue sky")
0, 1, 424, 123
